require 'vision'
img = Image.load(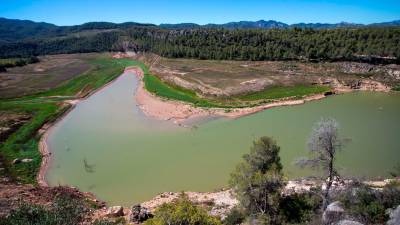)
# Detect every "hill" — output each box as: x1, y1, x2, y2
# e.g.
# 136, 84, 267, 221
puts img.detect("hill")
0, 17, 156, 43
0, 18, 399, 64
